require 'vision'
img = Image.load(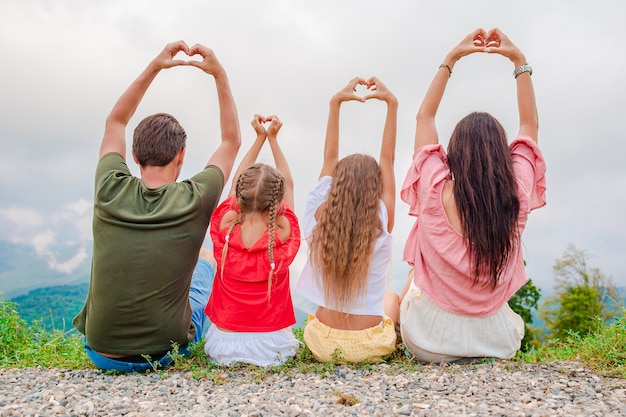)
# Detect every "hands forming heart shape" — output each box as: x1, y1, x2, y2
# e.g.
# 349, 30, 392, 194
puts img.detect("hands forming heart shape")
174, 50, 202, 62
251, 114, 283, 136
473, 30, 501, 48
335, 76, 396, 103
